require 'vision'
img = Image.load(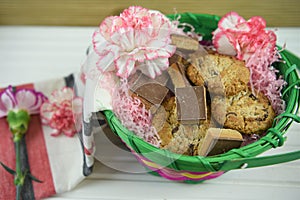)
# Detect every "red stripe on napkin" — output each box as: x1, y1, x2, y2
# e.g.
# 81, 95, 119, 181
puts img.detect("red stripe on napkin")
0, 118, 16, 199
26, 114, 56, 199
0, 84, 56, 199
